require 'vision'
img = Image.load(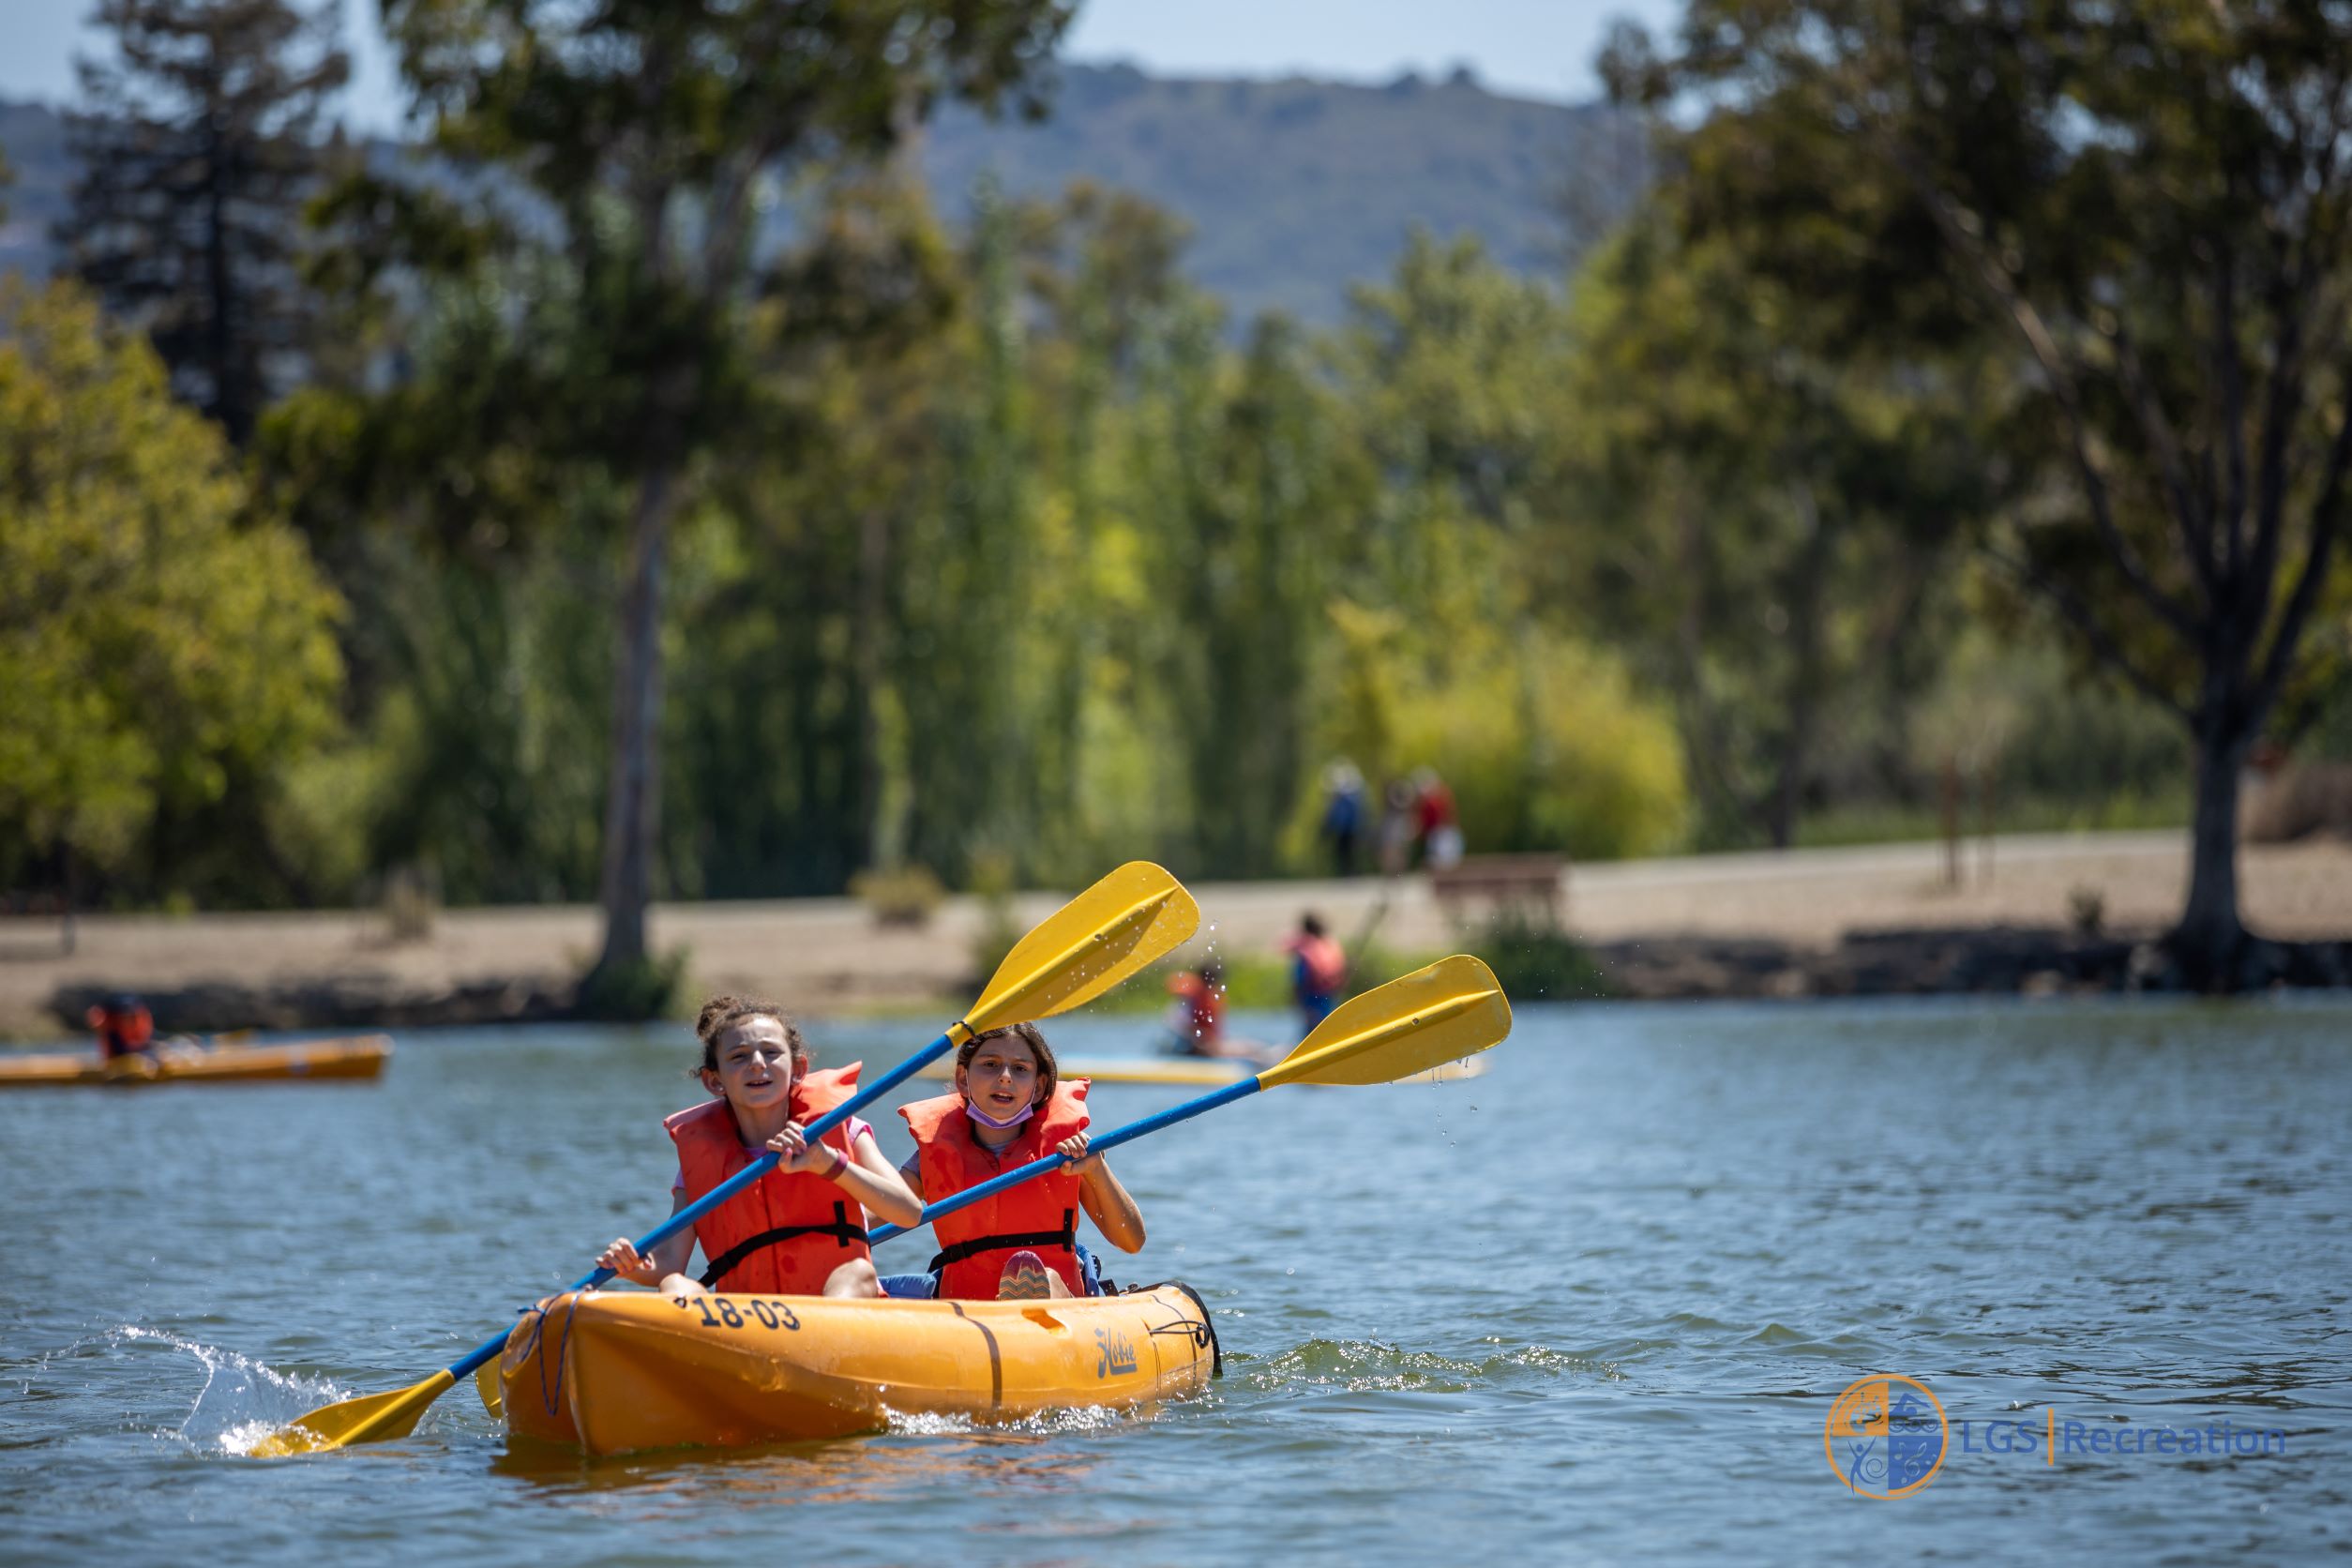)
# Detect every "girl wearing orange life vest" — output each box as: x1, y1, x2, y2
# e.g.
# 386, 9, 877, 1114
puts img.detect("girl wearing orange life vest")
595, 996, 922, 1298
887, 1022, 1146, 1302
